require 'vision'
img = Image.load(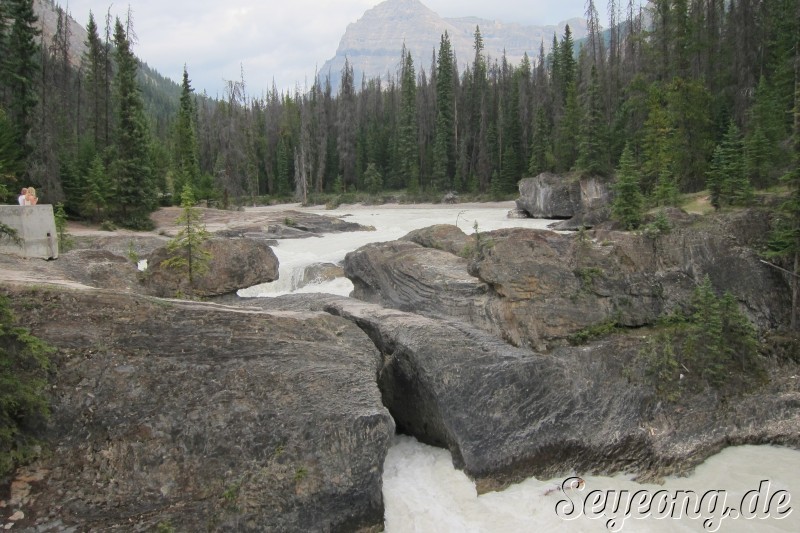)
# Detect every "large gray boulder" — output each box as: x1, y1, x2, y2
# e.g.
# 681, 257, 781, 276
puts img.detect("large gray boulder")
143, 237, 279, 297
4, 284, 394, 532
516, 173, 612, 228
